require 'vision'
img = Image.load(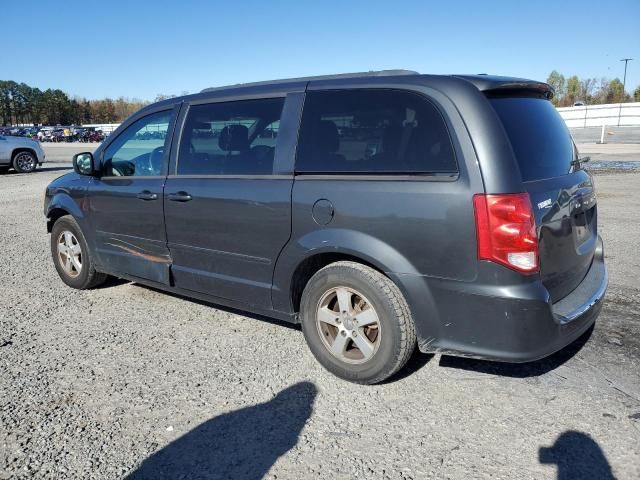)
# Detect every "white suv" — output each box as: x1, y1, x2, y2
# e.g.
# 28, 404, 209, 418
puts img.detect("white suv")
0, 134, 45, 173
